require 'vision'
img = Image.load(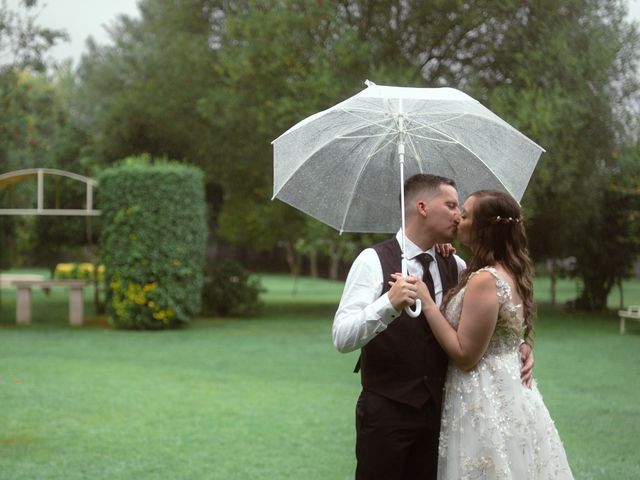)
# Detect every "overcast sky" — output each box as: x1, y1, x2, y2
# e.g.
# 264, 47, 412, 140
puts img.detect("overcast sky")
6, 0, 140, 68
6, 0, 640, 69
